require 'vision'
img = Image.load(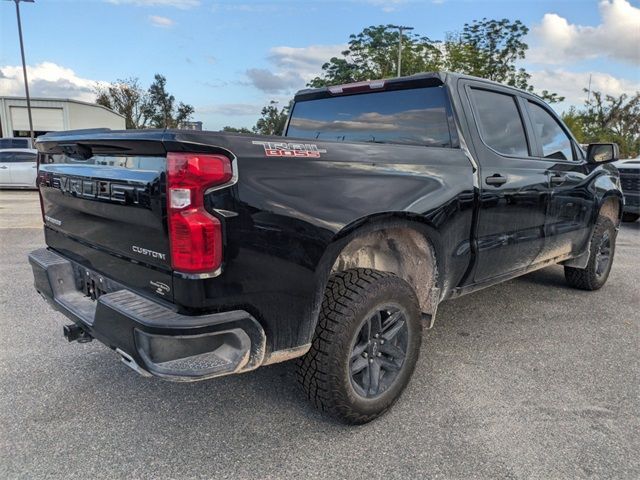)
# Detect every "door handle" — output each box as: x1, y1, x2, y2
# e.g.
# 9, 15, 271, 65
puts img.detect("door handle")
549, 173, 567, 185
485, 174, 507, 186
0, 166, 7, 169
